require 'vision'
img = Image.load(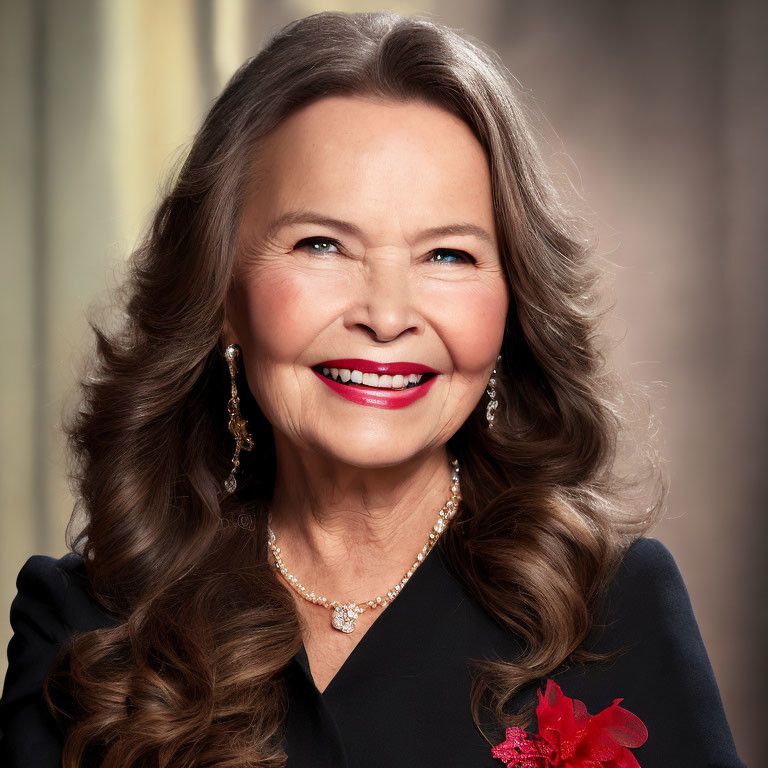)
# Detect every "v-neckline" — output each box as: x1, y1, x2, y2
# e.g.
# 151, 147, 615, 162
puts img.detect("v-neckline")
291, 542, 445, 699
281, 541, 531, 766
